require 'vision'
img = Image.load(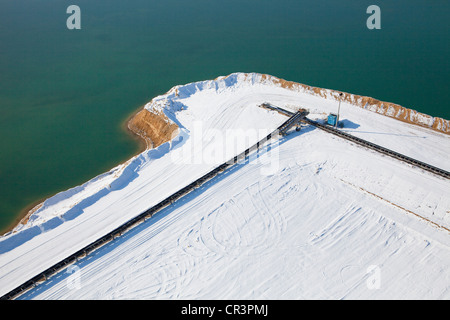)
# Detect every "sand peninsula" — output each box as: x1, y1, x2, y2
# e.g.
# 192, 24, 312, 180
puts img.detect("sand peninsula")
5, 72, 450, 236
1, 72, 450, 300
129, 73, 450, 155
